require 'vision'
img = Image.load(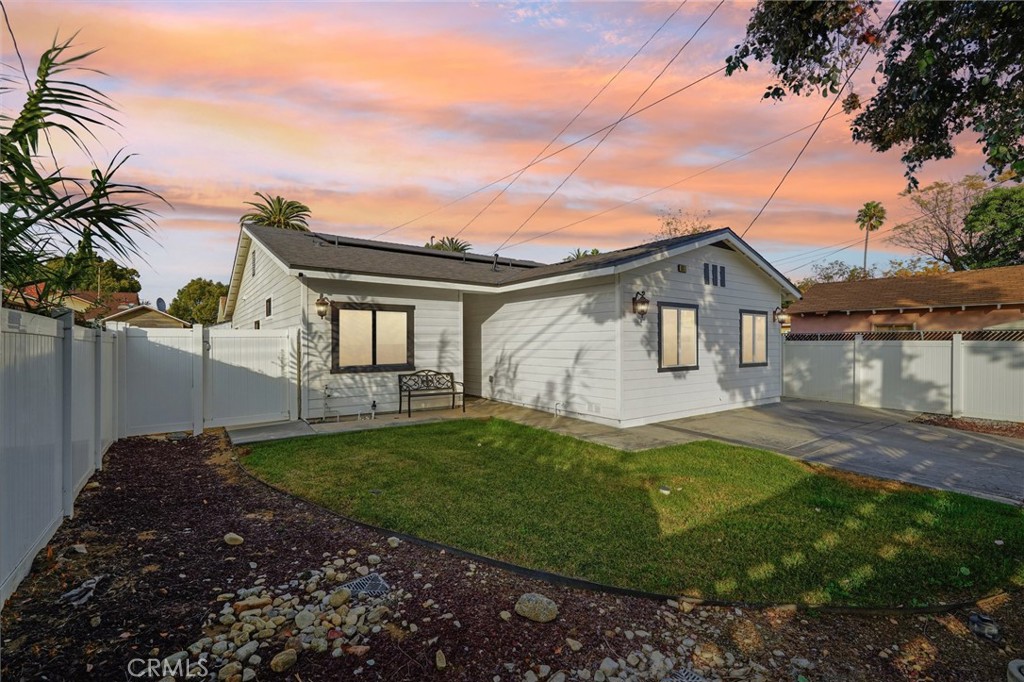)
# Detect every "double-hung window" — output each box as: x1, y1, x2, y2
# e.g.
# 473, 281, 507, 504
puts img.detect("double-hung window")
331, 303, 414, 373
739, 310, 768, 366
658, 302, 698, 371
